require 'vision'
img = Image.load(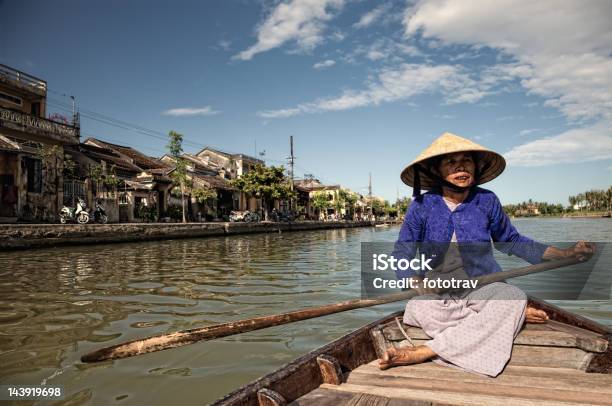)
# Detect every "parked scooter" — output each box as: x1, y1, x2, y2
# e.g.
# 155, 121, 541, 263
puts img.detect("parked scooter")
270, 208, 295, 222
59, 198, 90, 224
229, 210, 260, 223
90, 200, 108, 224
